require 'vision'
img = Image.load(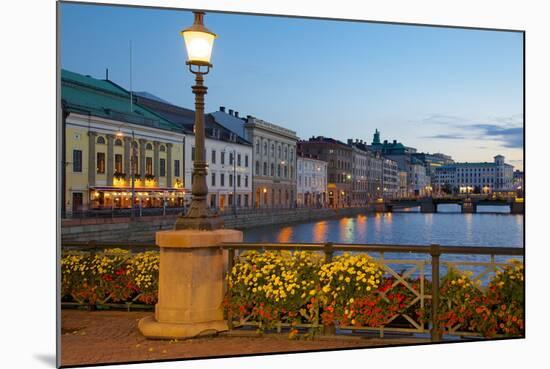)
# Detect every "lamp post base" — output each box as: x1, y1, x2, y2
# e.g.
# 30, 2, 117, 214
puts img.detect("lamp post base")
138, 316, 228, 339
